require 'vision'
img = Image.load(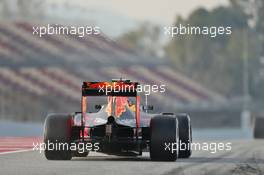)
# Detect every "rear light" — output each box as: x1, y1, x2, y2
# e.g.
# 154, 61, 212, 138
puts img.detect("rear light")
133, 128, 142, 139
79, 128, 90, 138
105, 124, 112, 136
